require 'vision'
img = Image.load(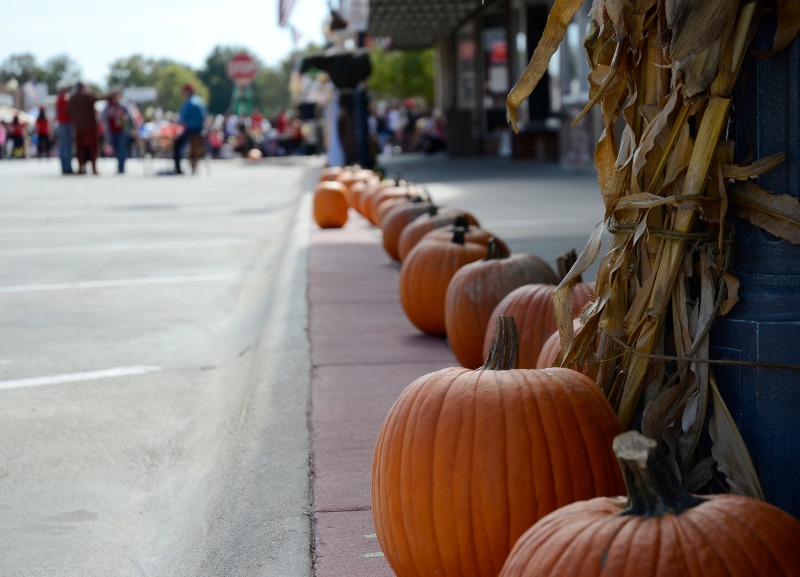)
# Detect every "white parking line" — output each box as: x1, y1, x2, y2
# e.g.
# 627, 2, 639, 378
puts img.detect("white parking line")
0, 272, 238, 293
0, 239, 247, 256
0, 365, 163, 391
